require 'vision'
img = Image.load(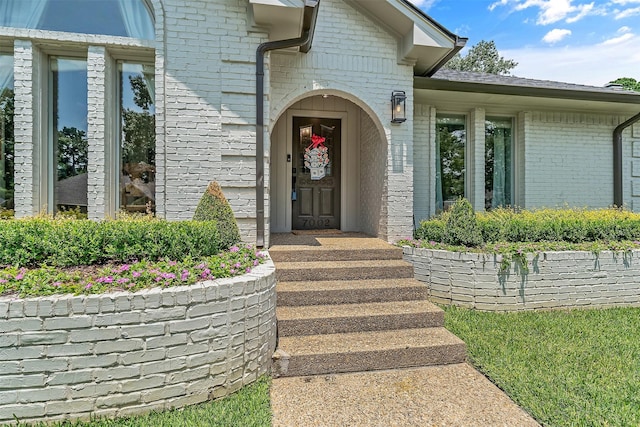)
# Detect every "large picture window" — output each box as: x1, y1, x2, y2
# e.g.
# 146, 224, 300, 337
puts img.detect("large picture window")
119, 62, 155, 213
50, 57, 88, 214
0, 0, 154, 39
436, 114, 466, 212
485, 117, 513, 209
0, 52, 13, 211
